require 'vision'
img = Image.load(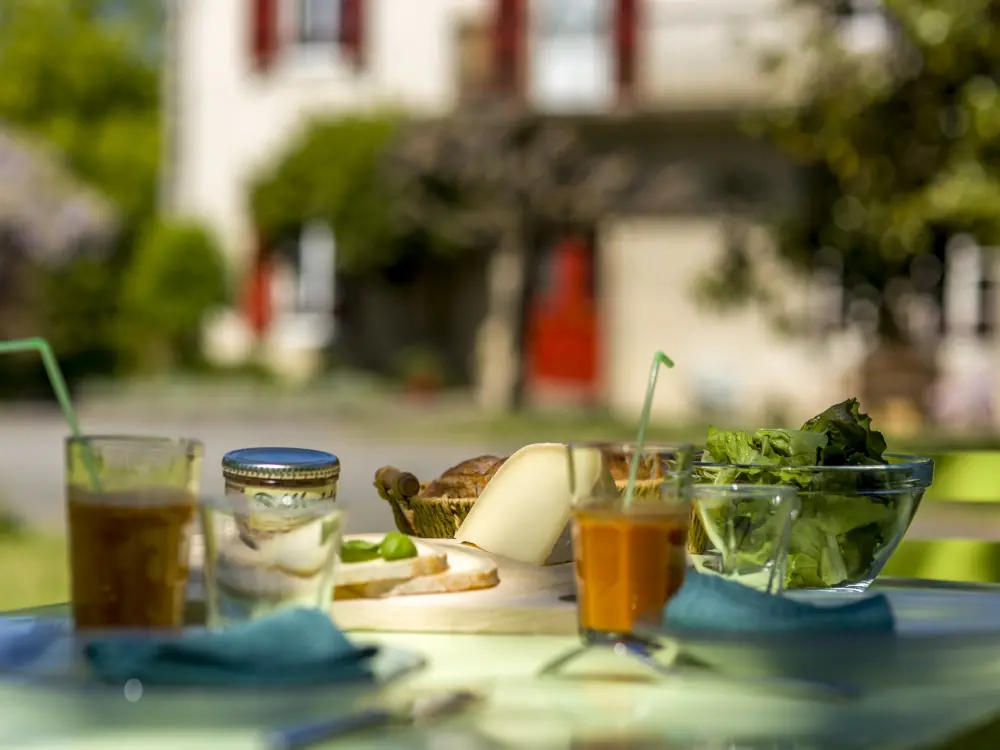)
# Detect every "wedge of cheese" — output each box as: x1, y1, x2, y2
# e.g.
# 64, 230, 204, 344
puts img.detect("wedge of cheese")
454, 443, 614, 565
